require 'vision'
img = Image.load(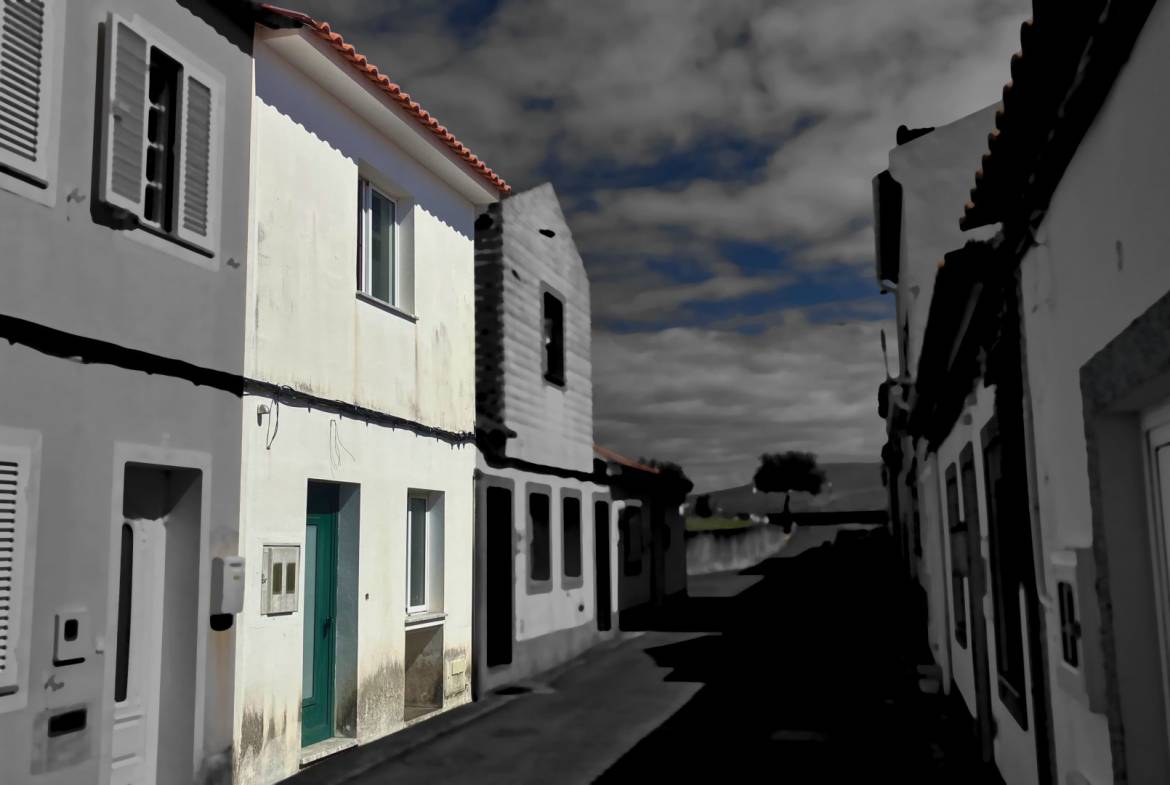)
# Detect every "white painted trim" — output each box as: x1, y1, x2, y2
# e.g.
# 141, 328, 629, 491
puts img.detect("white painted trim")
98, 442, 212, 785
0, 0, 65, 207
100, 12, 226, 258
1143, 417, 1170, 749
406, 493, 428, 614
0, 425, 42, 714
